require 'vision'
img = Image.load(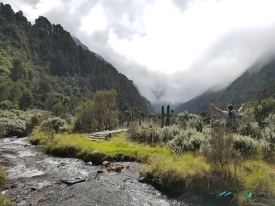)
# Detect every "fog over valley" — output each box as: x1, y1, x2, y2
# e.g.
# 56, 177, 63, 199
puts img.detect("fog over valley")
4, 0, 275, 106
